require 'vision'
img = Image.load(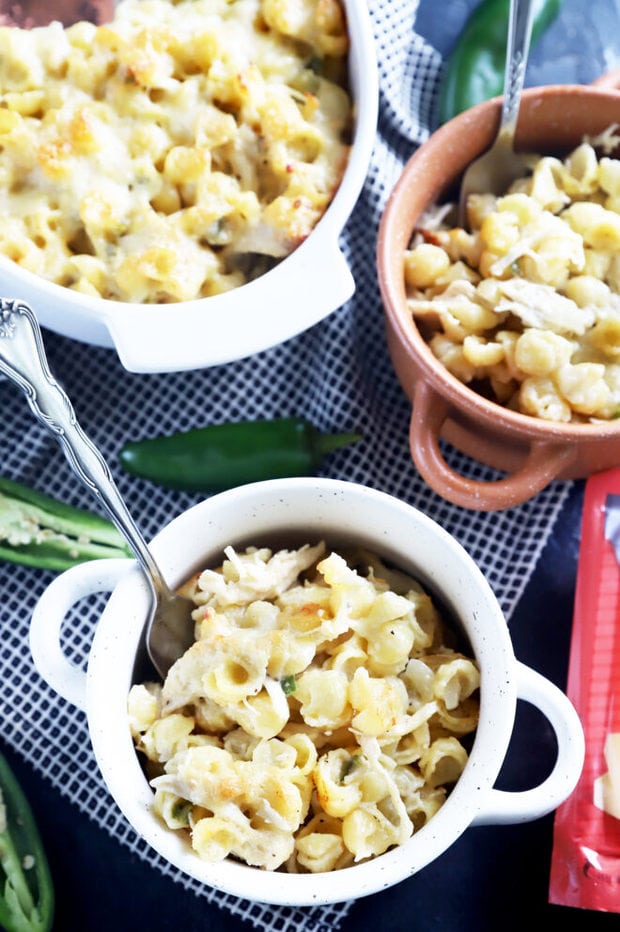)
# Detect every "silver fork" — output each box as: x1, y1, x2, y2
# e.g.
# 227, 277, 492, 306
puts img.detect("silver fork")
0, 298, 194, 680
458, 0, 535, 227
